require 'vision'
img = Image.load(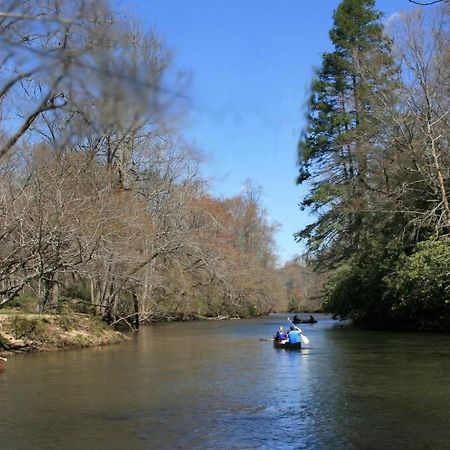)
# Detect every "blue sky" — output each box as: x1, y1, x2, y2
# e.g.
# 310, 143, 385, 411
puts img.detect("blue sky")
125, 0, 415, 264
